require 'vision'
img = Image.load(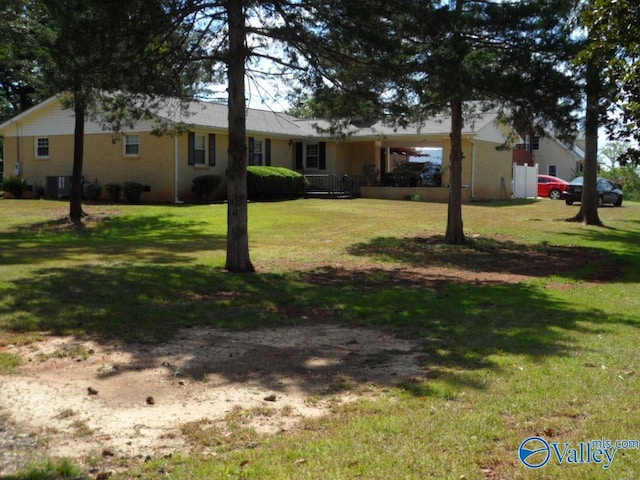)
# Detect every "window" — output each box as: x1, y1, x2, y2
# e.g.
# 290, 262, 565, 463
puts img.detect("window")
532, 137, 540, 150
194, 134, 205, 165
188, 132, 216, 166
249, 138, 263, 166
306, 144, 319, 169
124, 134, 140, 156
548, 165, 557, 177
36, 137, 49, 158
